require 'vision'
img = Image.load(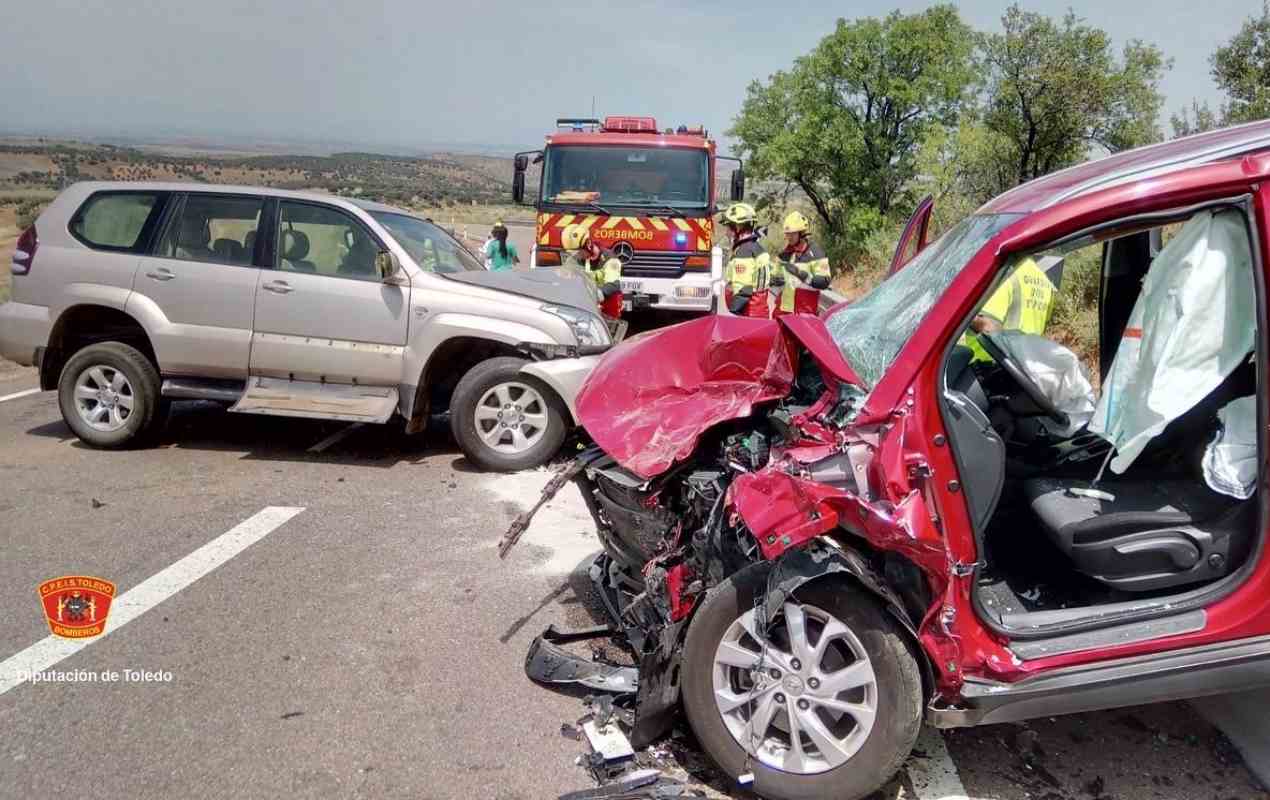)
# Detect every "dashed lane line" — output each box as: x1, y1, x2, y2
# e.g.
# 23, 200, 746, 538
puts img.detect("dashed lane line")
907, 726, 971, 800
0, 505, 305, 696
0, 387, 42, 403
